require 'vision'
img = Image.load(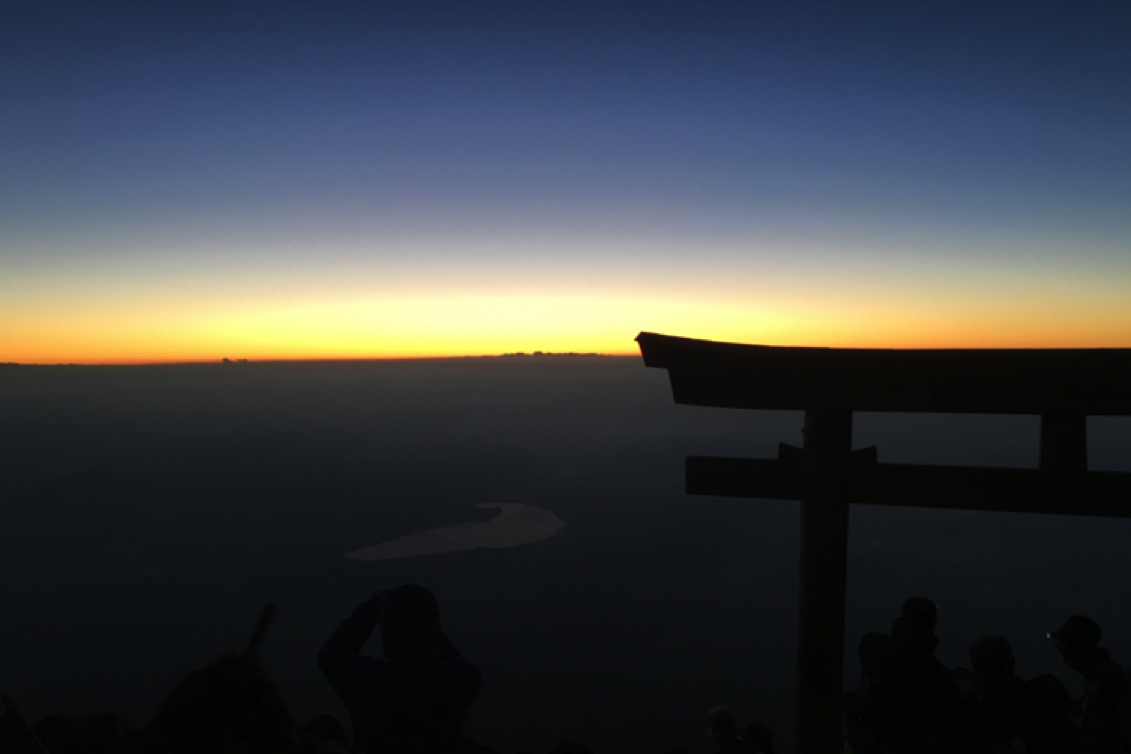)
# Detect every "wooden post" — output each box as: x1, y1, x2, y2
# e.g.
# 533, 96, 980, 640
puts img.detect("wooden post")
796, 408, 853, 754
243, 602, 277, 658
1040, 412, 1087, 474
